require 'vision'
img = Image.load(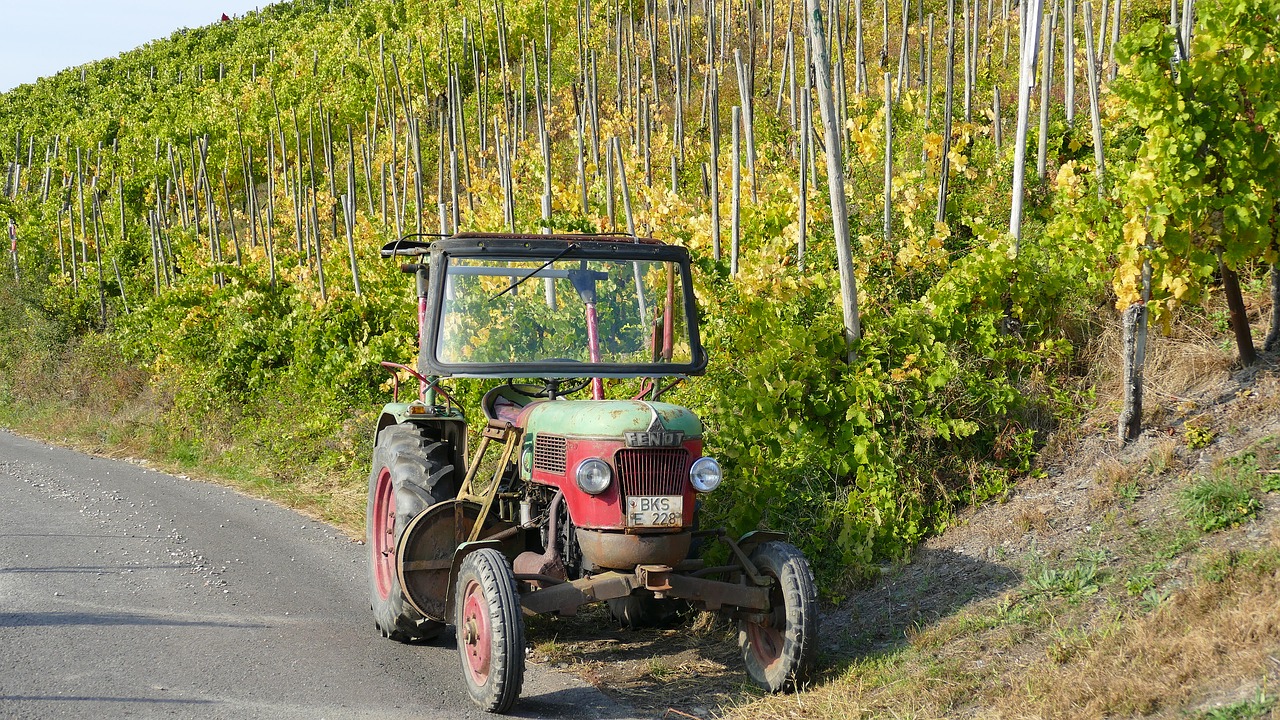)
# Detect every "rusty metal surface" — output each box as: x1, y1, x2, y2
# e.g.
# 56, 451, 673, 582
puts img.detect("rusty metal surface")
517, 561, 771, 617
519, 572, 637, 615
396, 500, 520, 621
513, 492, 567, 586
575, 528, 692, 571
661, 573, 770, 612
